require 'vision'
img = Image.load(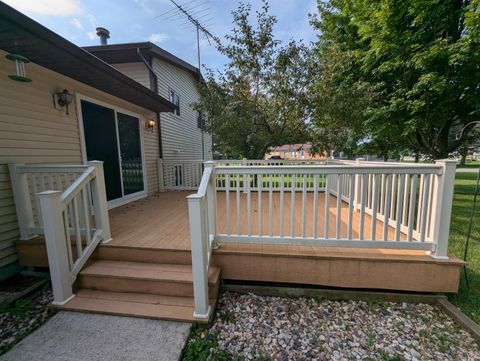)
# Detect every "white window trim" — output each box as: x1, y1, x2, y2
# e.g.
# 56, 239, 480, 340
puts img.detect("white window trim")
75, 93, 148, 209
169, 88, 181, 117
